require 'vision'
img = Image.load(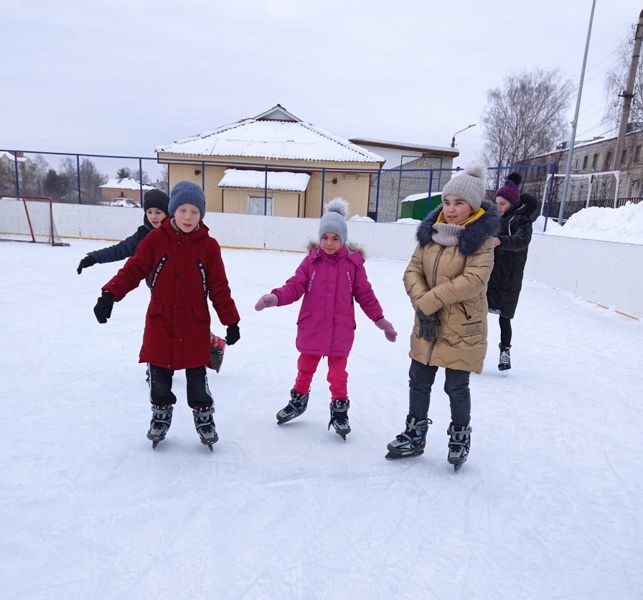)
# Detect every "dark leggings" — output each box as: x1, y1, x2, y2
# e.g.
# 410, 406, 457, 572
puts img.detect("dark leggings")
148, 365, 213, 409
499, 315, 512, 348
408, 359, 471, 427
